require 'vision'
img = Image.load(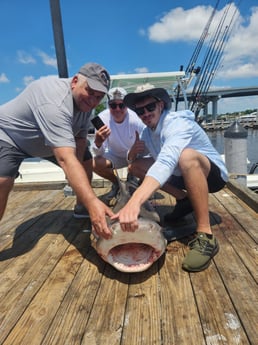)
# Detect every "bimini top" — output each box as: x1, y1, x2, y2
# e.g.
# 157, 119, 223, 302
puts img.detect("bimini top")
110, 70, 188, 110
110, 70, 186, 94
